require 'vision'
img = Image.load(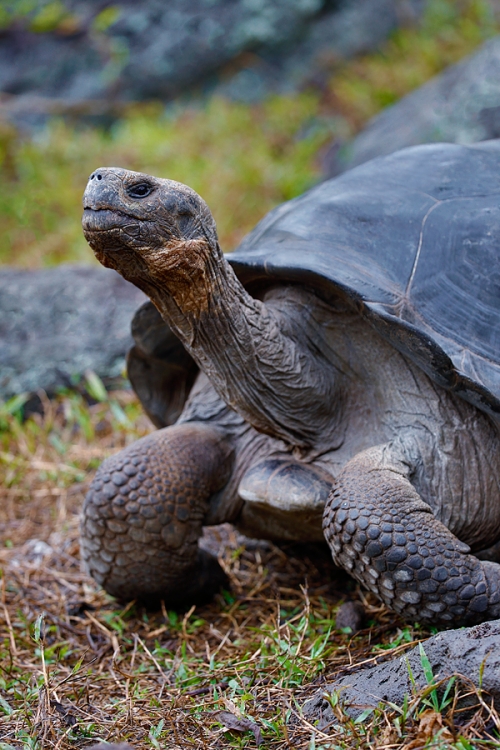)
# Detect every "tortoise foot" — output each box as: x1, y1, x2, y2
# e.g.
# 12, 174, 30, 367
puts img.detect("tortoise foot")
81, 423, 233, 604
133, 549, 229, 608
323, 445, 500, 625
